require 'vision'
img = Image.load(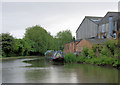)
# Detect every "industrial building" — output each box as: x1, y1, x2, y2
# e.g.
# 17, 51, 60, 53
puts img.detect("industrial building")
64, 12, 120, 54
76, 16, 102, 40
